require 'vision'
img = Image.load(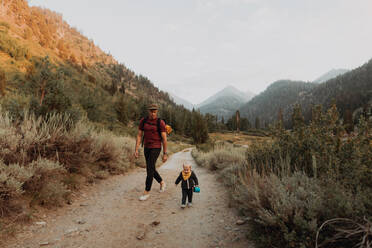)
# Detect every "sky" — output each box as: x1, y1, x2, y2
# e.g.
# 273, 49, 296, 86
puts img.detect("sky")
29, 0, 372, 105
